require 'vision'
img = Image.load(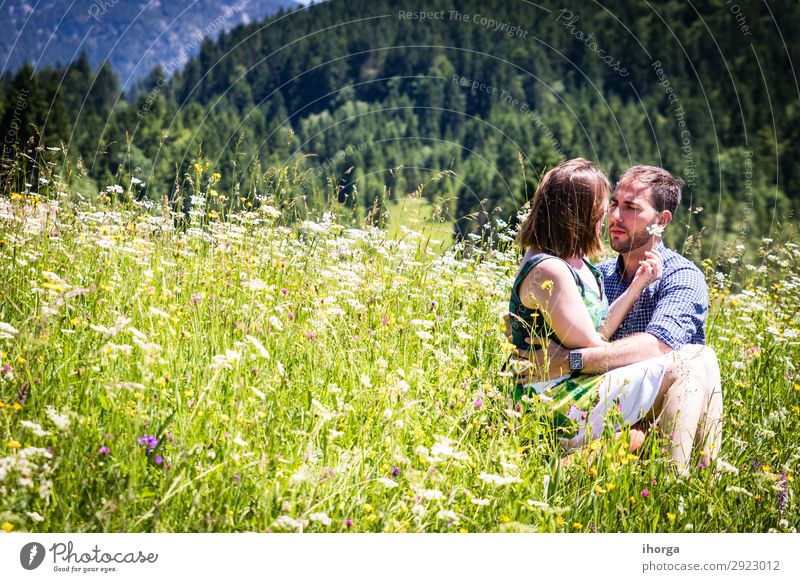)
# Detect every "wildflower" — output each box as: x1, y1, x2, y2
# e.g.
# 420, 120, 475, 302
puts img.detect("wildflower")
138, 435, 158, 453
572, 522, 583, 530
646, 223, 665, 237
726, 486, 754, 497
8, 440, 21, 448
306, 512, 332, 527
26, 512, 44, 523
556, 516, 565, 526
45, 406, 70, 431
478, 472, 522, 486
540, 280, 554, 292
346, 519, 353, 528
2, 522, 13, 532
392, 466, 400, 477
641, 489, 650, 498
98, 446, 110, 456
437, 510, 460, 524
666, 513, 676, 522
377, 477, 398, 488
474, 398, 483, 409
0, 322, 19, 339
